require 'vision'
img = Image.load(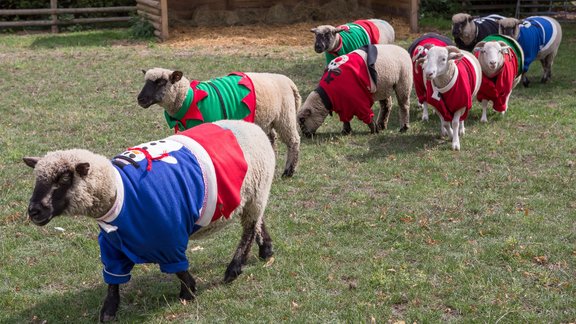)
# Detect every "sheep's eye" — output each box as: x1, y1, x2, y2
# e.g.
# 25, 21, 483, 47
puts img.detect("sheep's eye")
442, 58, 446, 62
56, 171, 73, 186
